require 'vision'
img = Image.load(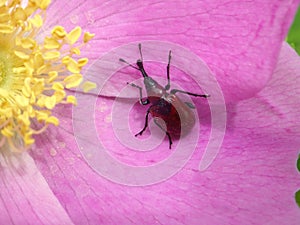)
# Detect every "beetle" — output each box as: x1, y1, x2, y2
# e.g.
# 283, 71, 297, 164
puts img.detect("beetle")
119, 44, 209, 149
